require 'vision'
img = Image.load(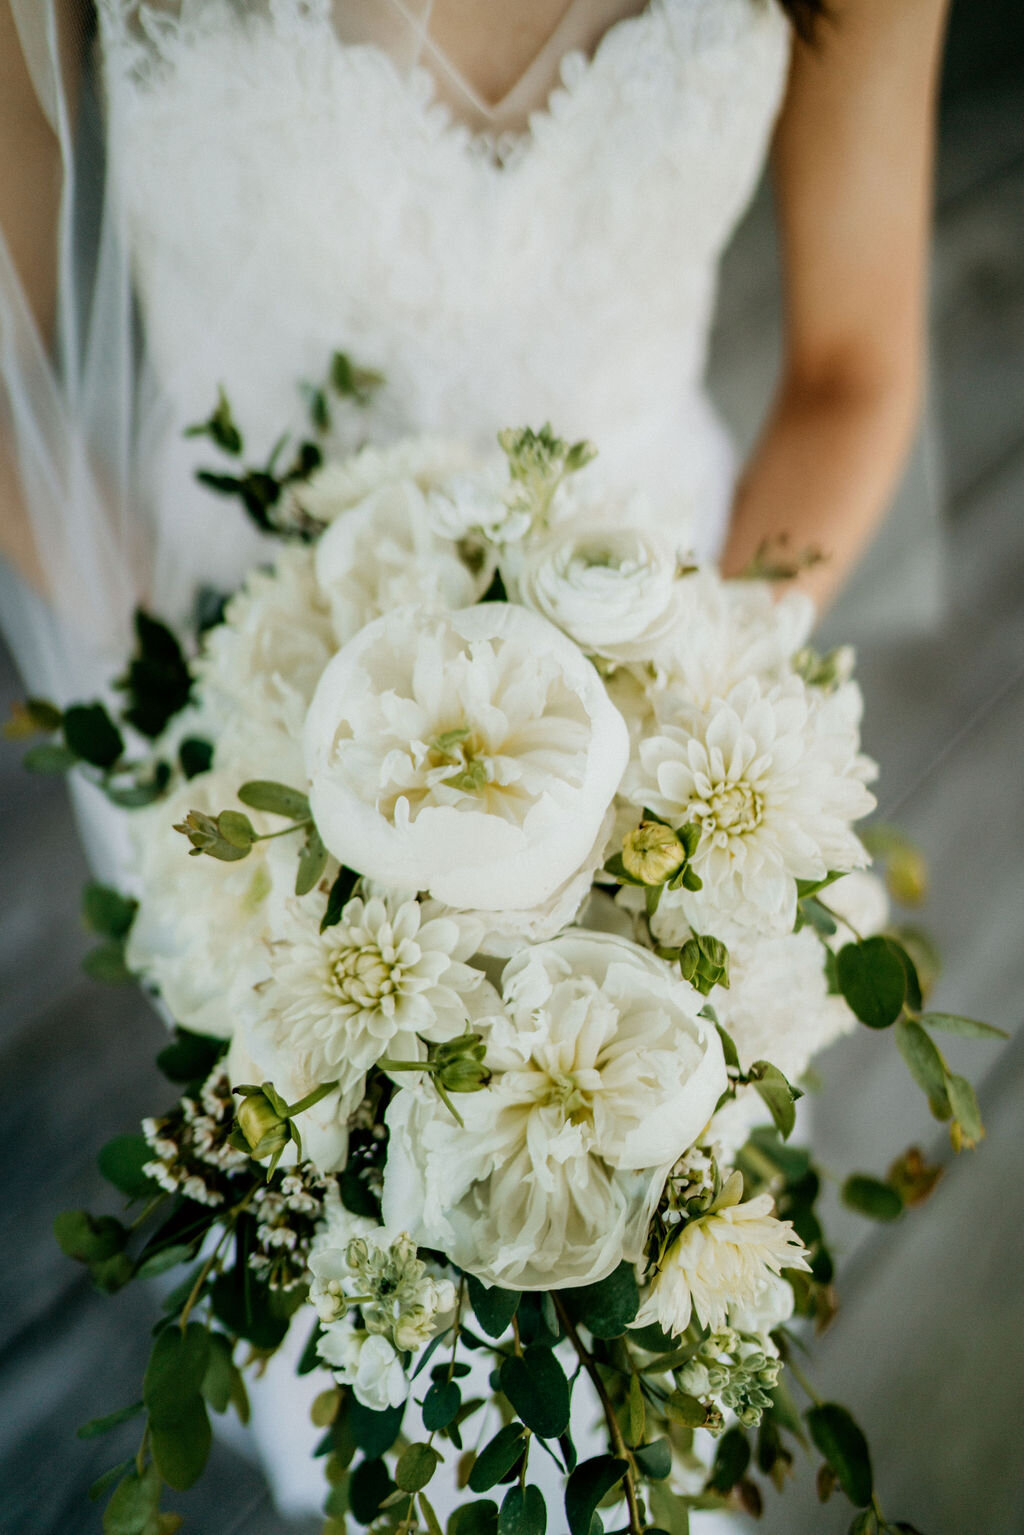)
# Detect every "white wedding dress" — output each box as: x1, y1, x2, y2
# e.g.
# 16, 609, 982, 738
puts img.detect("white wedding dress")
1, 0, 791, 1521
